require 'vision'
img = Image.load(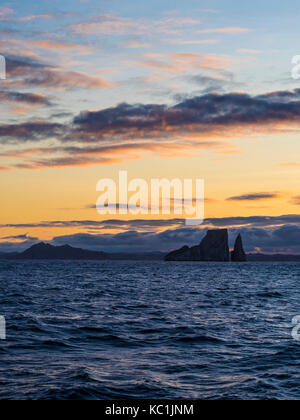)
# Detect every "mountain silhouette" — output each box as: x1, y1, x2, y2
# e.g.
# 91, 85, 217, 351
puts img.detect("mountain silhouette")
12, 242, 109, 260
